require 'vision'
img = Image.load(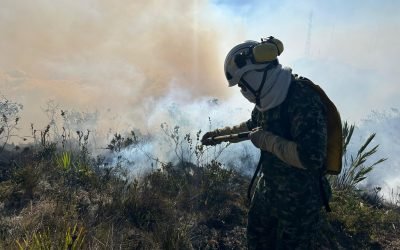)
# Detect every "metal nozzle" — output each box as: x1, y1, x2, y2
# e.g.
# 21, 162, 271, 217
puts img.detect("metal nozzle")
203, 131, 250, 145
